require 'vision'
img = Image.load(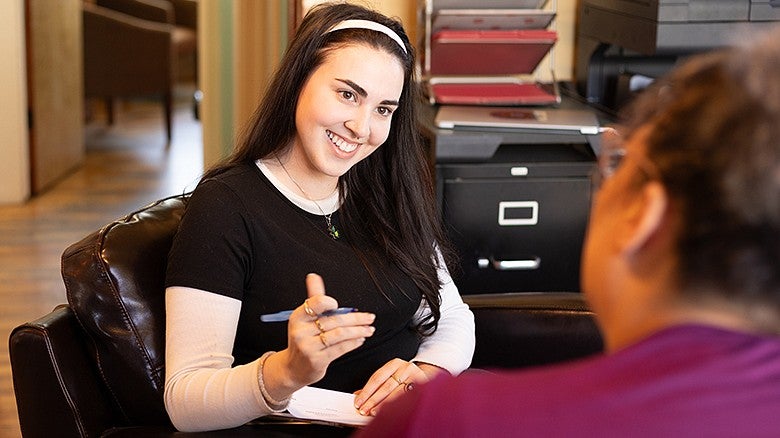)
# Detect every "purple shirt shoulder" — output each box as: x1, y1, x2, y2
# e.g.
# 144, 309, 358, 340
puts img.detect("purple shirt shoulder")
357, 324, 780, 438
